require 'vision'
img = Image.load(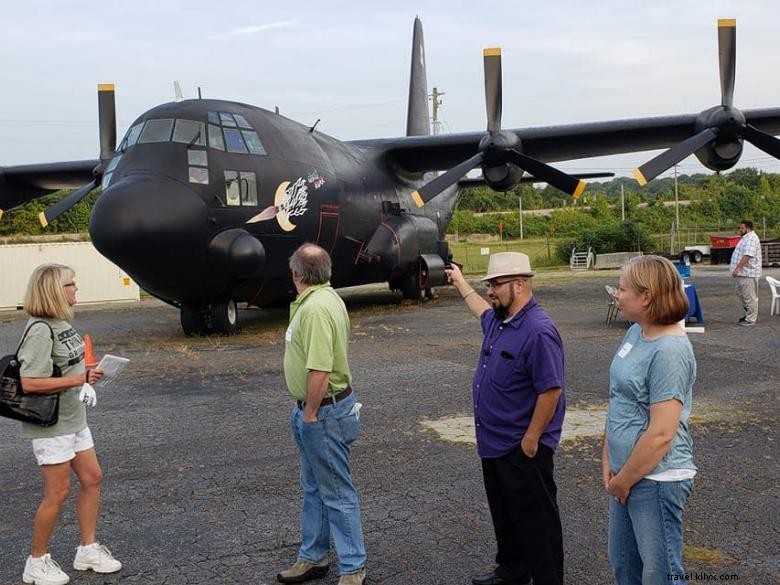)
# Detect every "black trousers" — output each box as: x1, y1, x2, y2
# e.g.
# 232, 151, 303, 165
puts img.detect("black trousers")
482, 444, 563, 585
